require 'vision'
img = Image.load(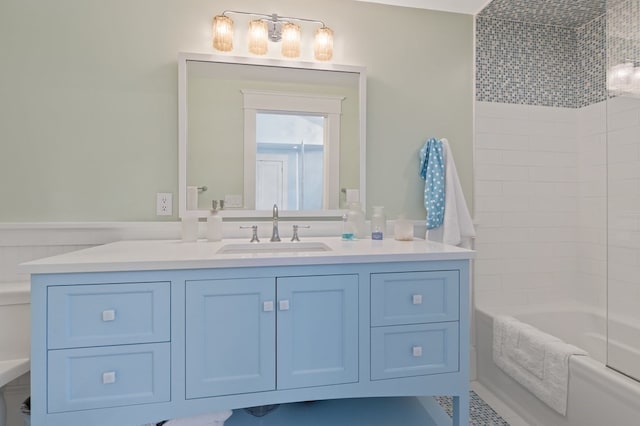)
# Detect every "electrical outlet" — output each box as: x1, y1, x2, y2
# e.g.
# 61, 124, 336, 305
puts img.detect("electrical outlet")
156, 192, 172, 216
